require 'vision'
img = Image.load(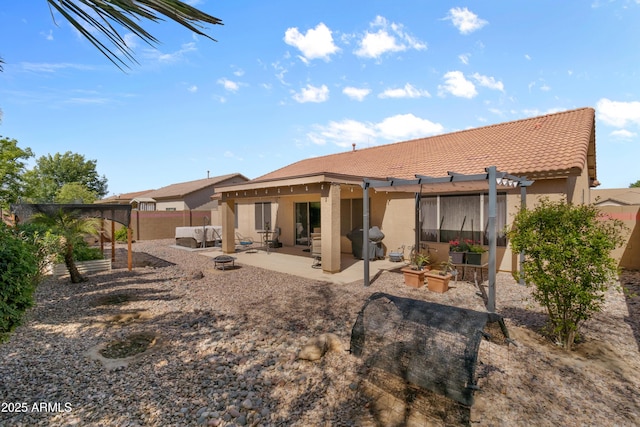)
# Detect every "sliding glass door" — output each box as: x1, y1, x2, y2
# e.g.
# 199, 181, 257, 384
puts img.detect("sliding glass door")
295, 202, 320, 246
